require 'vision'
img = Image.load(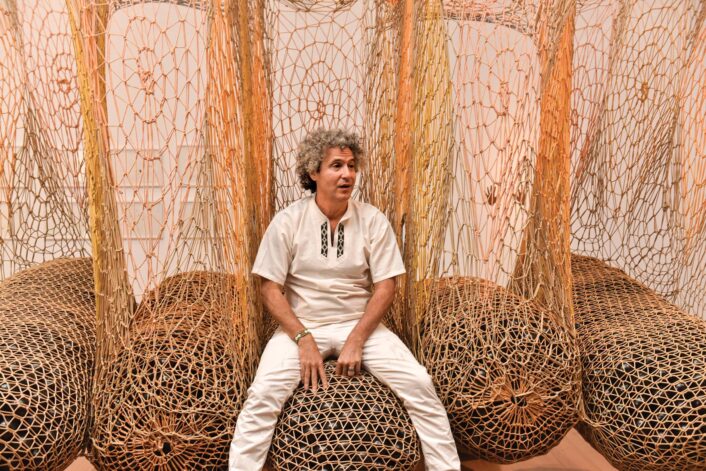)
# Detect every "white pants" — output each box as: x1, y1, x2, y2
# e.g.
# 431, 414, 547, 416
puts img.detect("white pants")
229, 320, 460, 470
